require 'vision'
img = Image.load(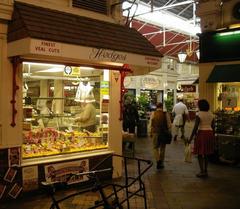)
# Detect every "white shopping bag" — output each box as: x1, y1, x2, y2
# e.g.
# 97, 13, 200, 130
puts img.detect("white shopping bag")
184, 143, 192, 163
